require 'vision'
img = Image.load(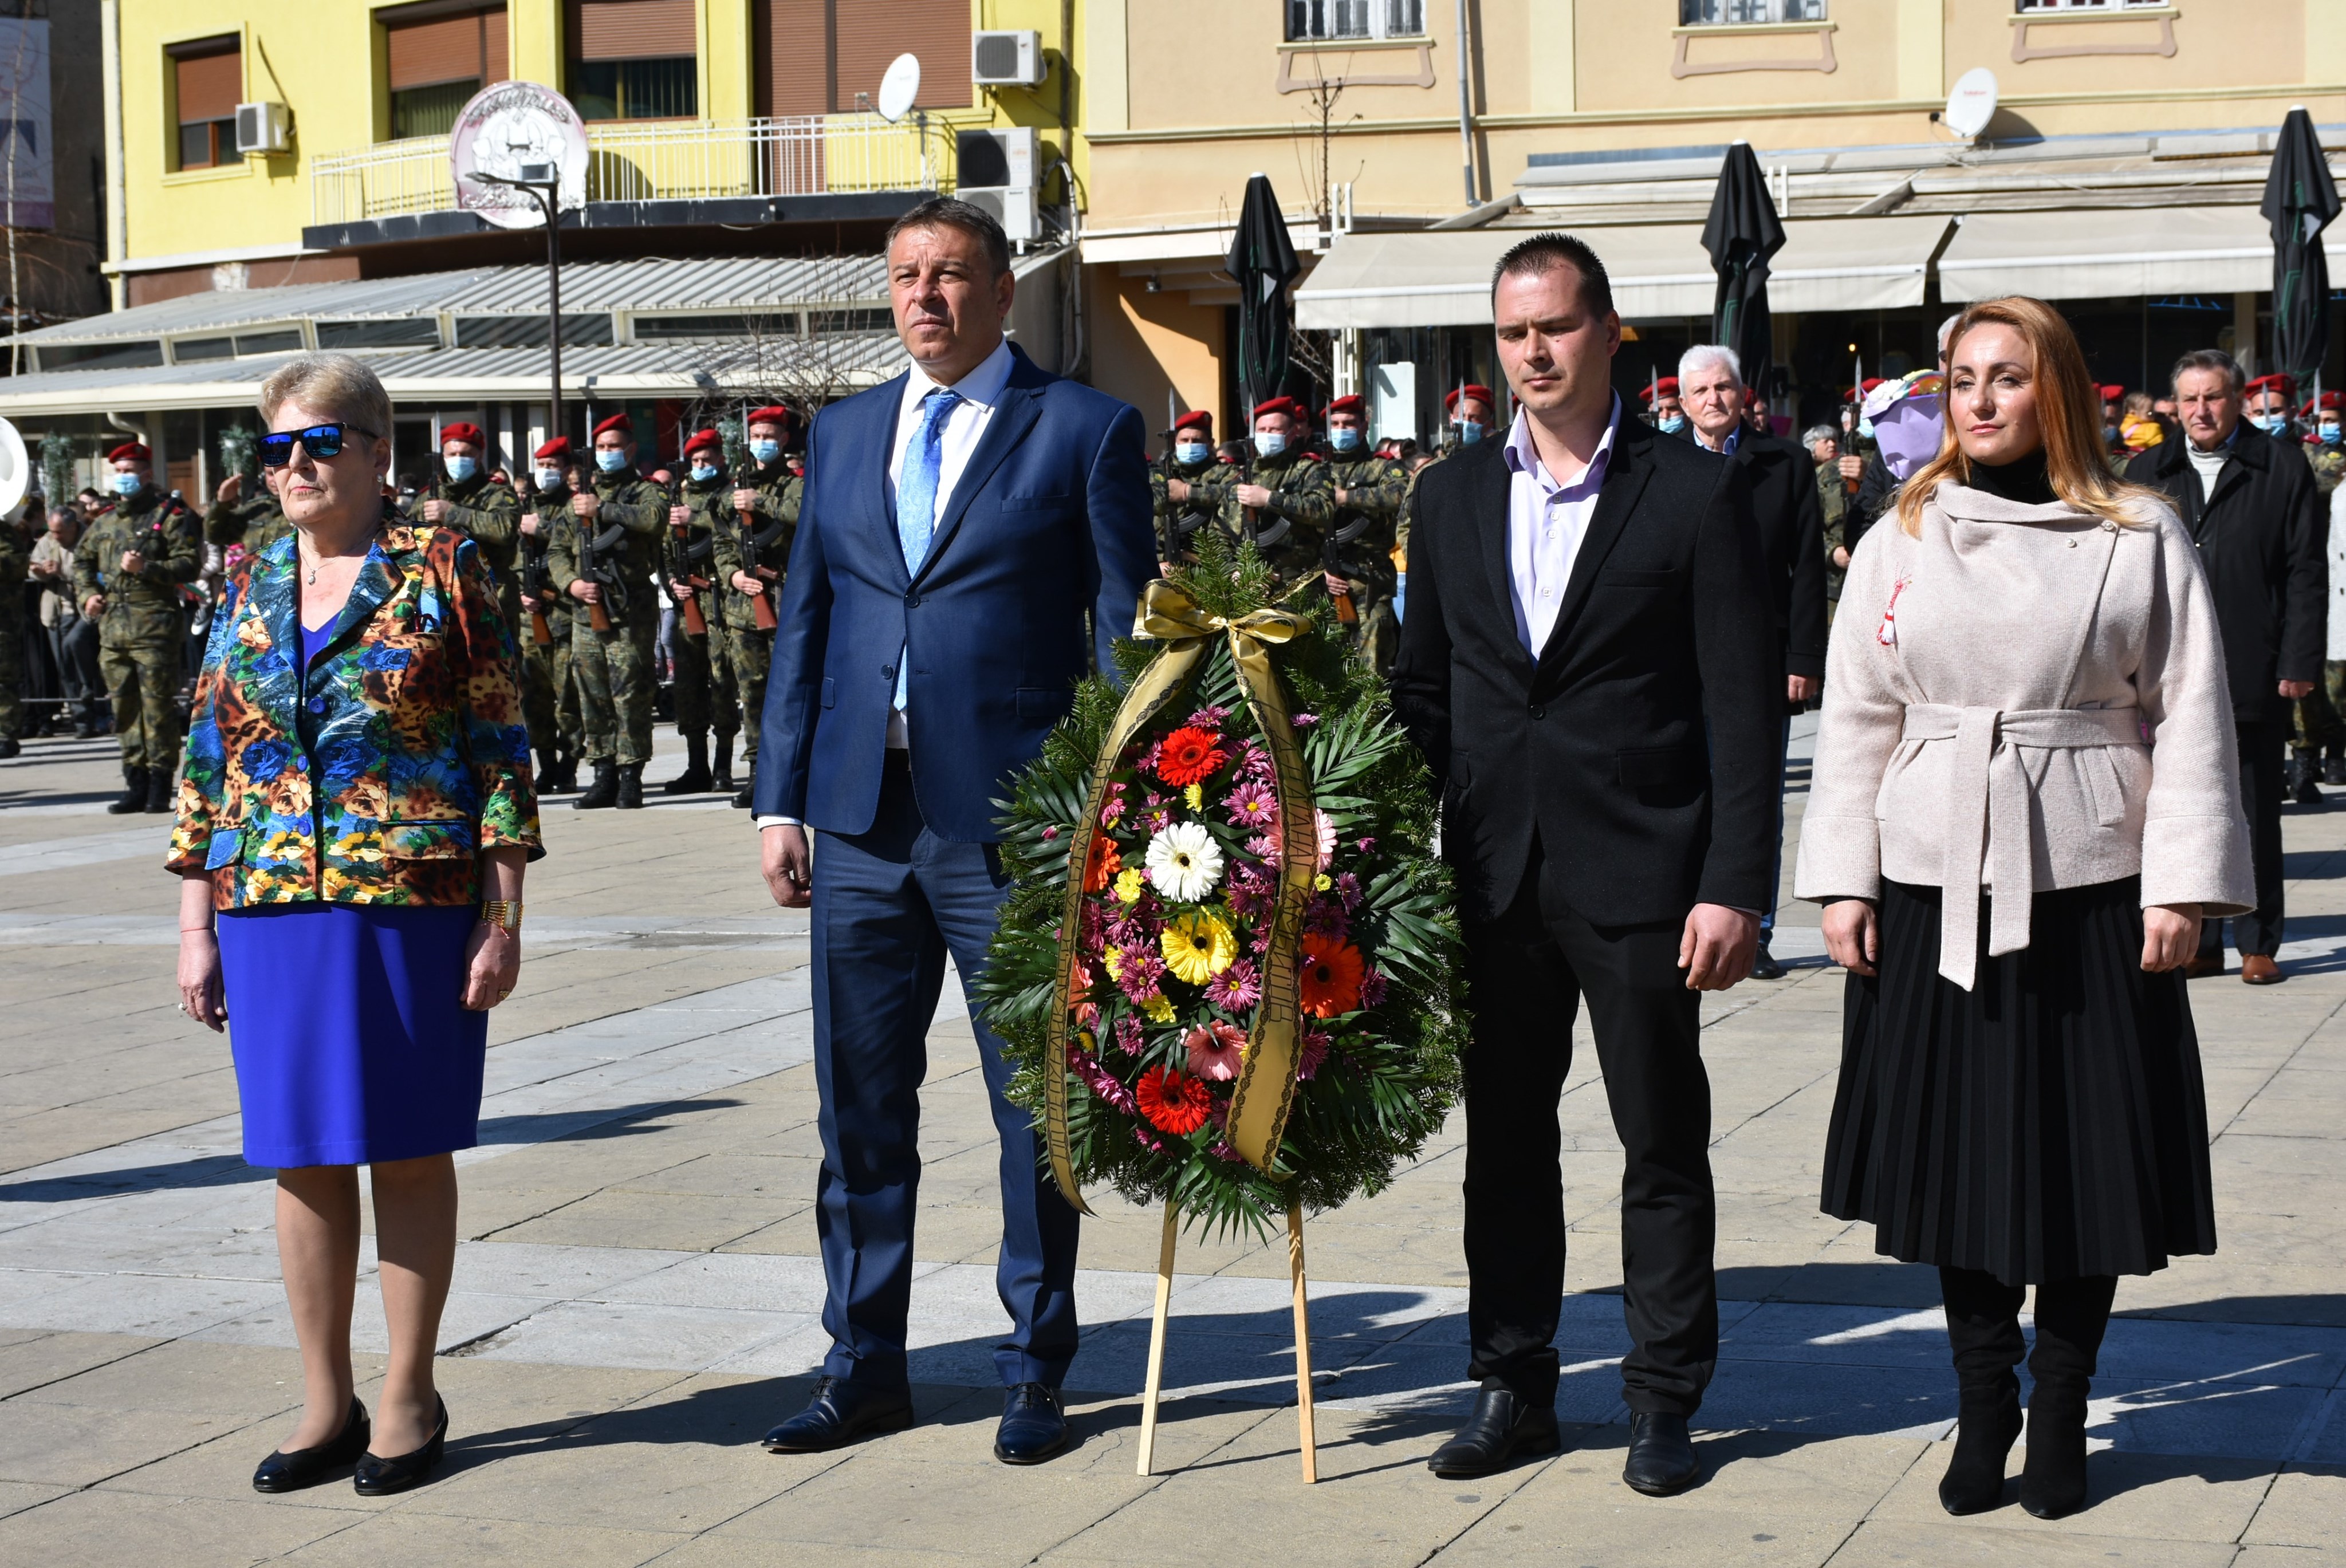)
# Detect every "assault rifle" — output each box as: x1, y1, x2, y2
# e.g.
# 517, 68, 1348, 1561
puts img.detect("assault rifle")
522, 529, 556, 646
1154, 437, 1210, 569
578, 513, 623, 634
664, 494, 717, 639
